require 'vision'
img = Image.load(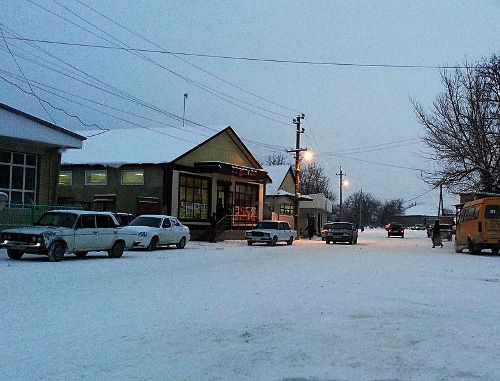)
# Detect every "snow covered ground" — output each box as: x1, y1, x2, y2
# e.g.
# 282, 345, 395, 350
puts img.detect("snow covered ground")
1, 229, 499, 381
